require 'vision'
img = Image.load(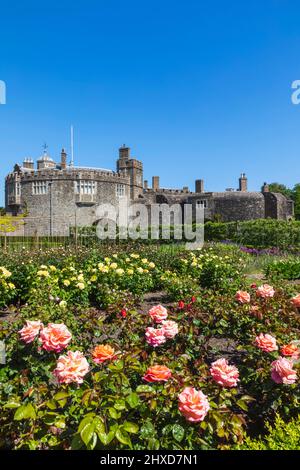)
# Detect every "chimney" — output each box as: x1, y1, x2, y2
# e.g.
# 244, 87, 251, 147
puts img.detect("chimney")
60, 148, 67, 170
239, 173, 248, 192
144, 180, 148, 190
23, 158, 34, 170
119, 145, 130, 160
152, 176, 160, 191
182, 186, 189, 193
195, 179, 204, 193
262, 182, 269, 193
